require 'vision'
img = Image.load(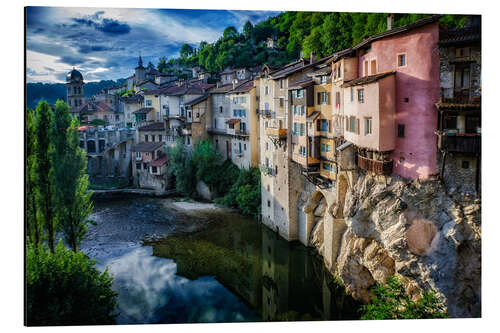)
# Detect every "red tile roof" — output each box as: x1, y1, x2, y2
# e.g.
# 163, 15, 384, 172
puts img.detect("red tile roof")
151, 155, 169, 167
341, 71, 395, 88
